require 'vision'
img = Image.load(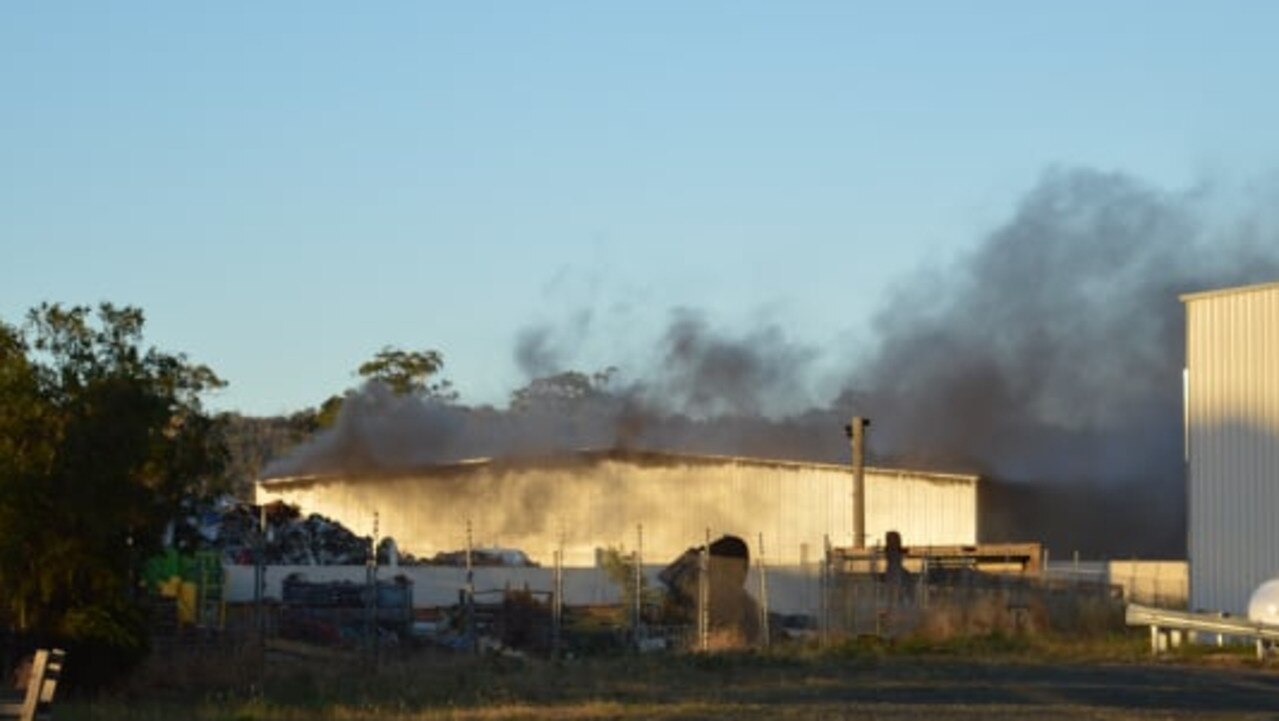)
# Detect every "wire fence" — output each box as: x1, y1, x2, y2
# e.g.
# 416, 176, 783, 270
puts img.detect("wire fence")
150, 521, 1179, 659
